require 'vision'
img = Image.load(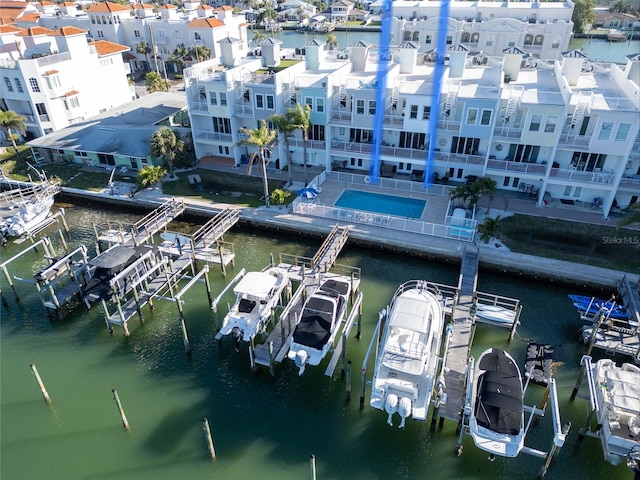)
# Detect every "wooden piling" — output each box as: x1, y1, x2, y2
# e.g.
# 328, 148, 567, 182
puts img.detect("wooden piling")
202, 417, 216, 460
57, 229, 68, 252
180, 317, 191, 355
112, 389, 129, 430
29, 363, 51, 404
508, 304, 522, 343
269, 341, 275, 377
583, 310, 605, 357
355, 296, 362, 340
345, 360, 352, 401
218, 243, 226, 277
310, 454, 317, 480
570, 357, 590, 401
539, 421, 571, 478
